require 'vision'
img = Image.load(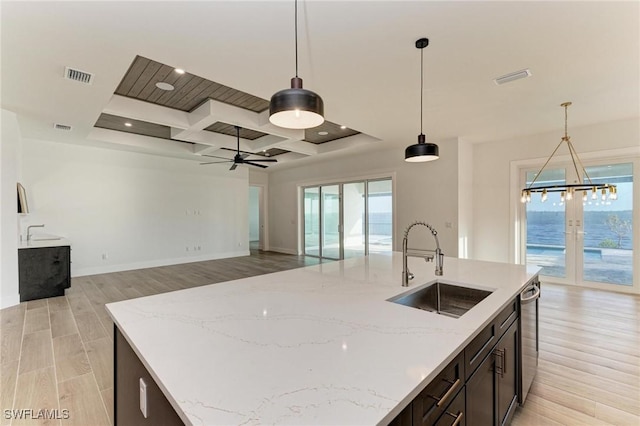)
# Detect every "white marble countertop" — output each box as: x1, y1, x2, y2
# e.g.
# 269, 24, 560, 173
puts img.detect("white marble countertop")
106, 253, 540, 425
18, 234, 71, 249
